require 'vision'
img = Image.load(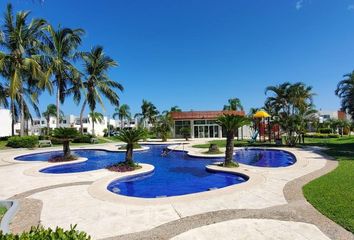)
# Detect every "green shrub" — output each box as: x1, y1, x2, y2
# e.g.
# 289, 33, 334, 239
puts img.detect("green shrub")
305, 133, 340, 138
0, 225, 90, 239
73, 134, 93, 143
6, 136, 38, 148
318, 128, 332, 134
